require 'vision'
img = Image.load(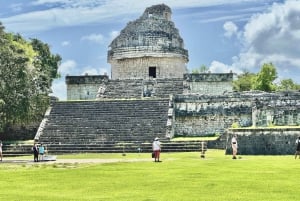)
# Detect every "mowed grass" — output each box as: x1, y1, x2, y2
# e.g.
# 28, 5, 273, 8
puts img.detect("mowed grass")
0, 150, 299, 201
